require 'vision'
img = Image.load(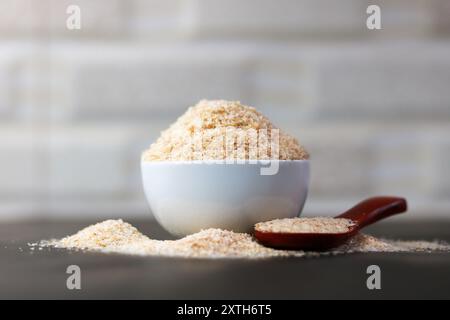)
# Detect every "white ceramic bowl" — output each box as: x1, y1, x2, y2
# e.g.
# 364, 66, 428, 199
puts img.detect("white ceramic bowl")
141, 160, 310, 237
